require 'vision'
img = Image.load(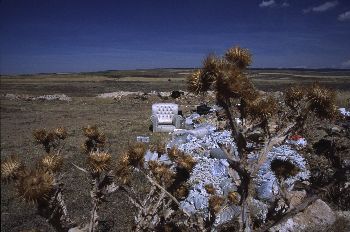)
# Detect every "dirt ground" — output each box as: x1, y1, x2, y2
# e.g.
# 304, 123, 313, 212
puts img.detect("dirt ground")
1, 69, 350, 231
